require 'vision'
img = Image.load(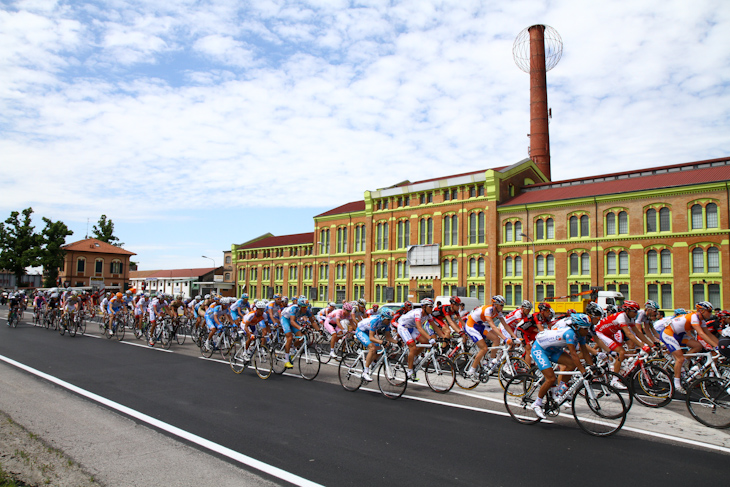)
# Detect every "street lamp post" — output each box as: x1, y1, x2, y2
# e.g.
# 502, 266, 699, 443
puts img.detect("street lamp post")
519, 233, 536, 303
317, 241, 332, 302
201, 255, 216, 268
